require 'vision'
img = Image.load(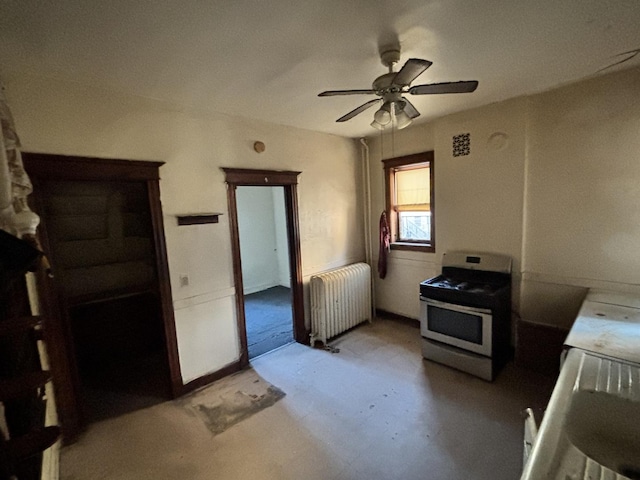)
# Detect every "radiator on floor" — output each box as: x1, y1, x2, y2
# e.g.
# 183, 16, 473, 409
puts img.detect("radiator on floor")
309, 262, 372, 346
